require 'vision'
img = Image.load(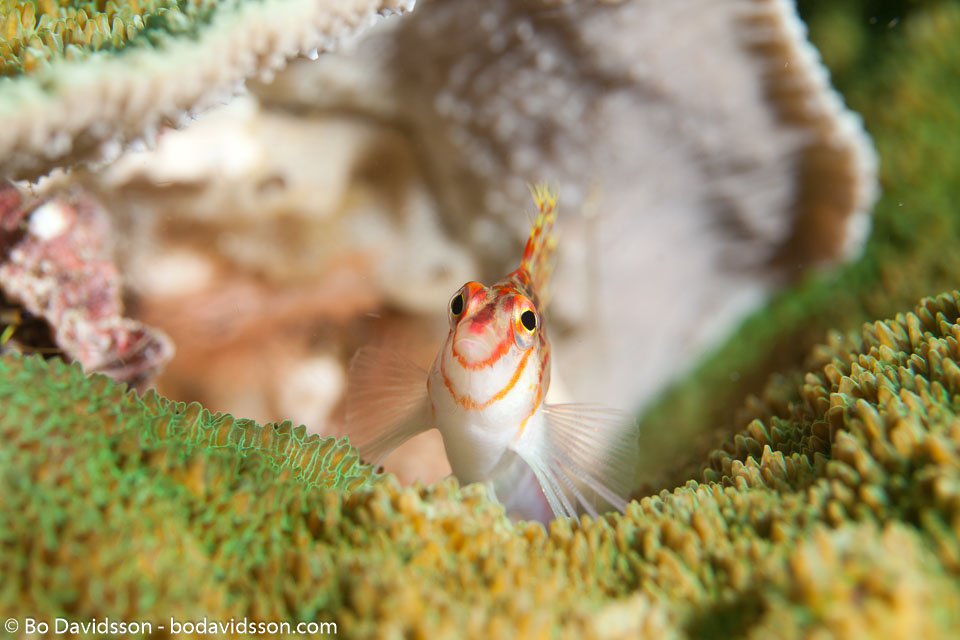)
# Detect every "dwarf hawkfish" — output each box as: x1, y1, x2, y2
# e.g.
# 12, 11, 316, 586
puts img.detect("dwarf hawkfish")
346, 185, 638, 523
